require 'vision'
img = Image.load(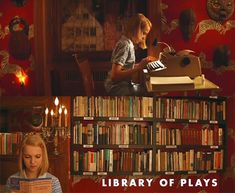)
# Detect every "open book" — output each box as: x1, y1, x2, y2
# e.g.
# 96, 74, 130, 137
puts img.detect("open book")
9, 177, 52, 193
